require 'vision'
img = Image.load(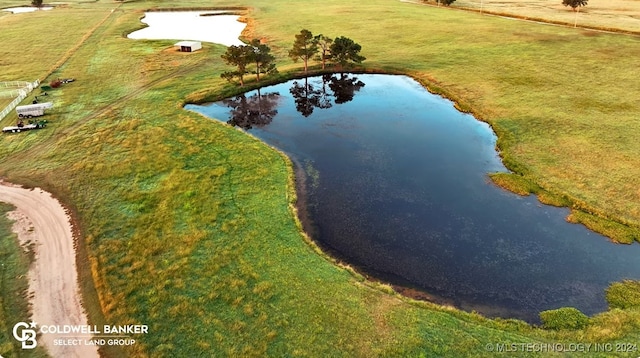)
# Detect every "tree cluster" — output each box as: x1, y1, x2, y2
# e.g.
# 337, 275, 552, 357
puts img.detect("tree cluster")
220, 30, 366, 87
289, 29, 366, 72
220, 39, 277, 86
